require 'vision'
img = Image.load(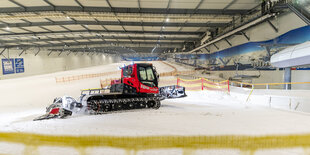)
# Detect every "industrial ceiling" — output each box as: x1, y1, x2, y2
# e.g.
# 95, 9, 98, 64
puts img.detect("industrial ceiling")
0, 0, 261, 55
